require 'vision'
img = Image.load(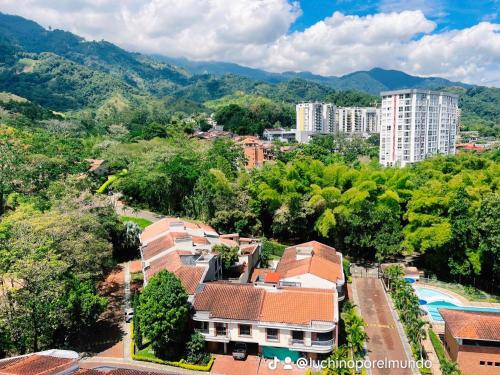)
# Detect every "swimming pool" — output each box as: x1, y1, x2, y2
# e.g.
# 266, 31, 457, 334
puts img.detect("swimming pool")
413, 286, 500, 322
